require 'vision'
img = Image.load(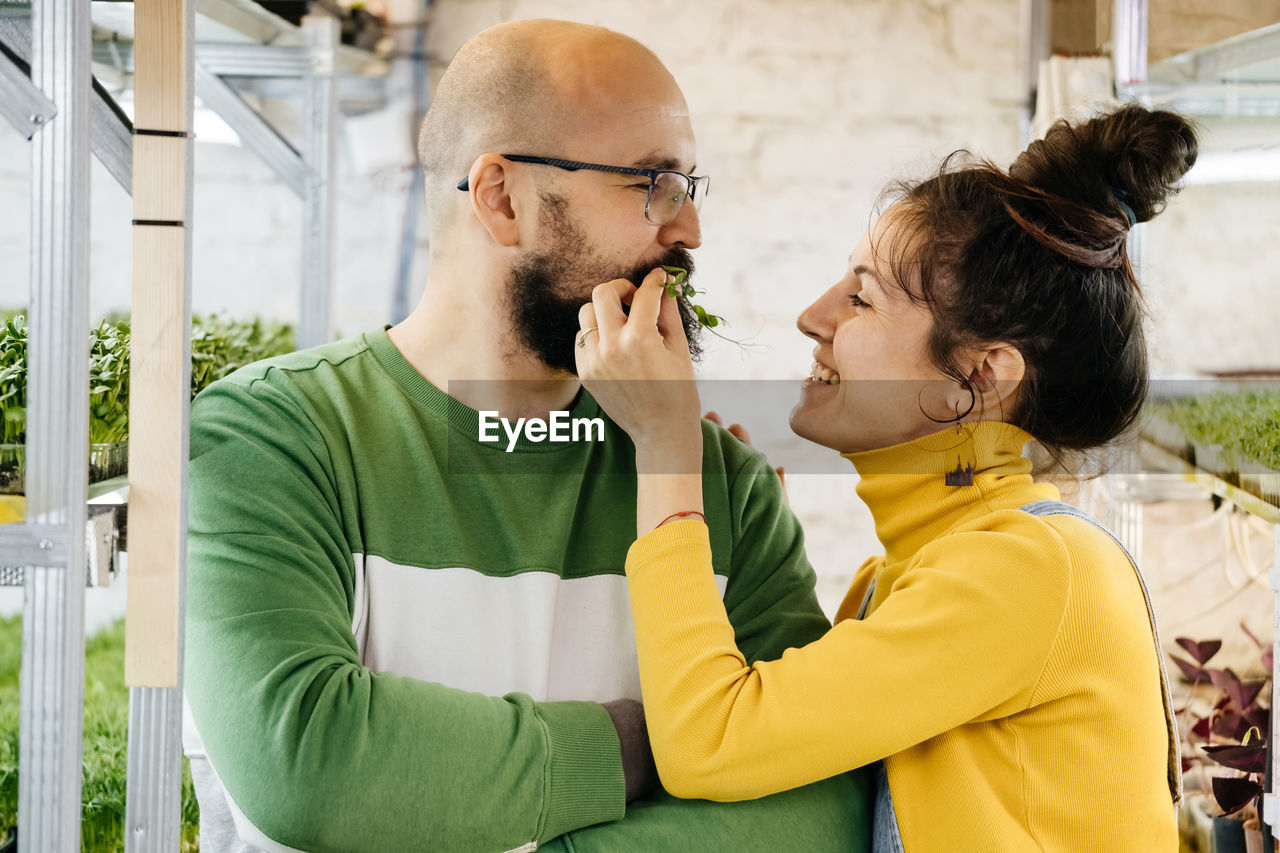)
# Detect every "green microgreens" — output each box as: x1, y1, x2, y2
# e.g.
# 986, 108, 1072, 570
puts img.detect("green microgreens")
0, 311, 296, 451
1152, 390, 1280, 471
661, 265, 747, 347
0, 616, 201, 851
0, 316, 26, 449
89, 319, 130, 444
